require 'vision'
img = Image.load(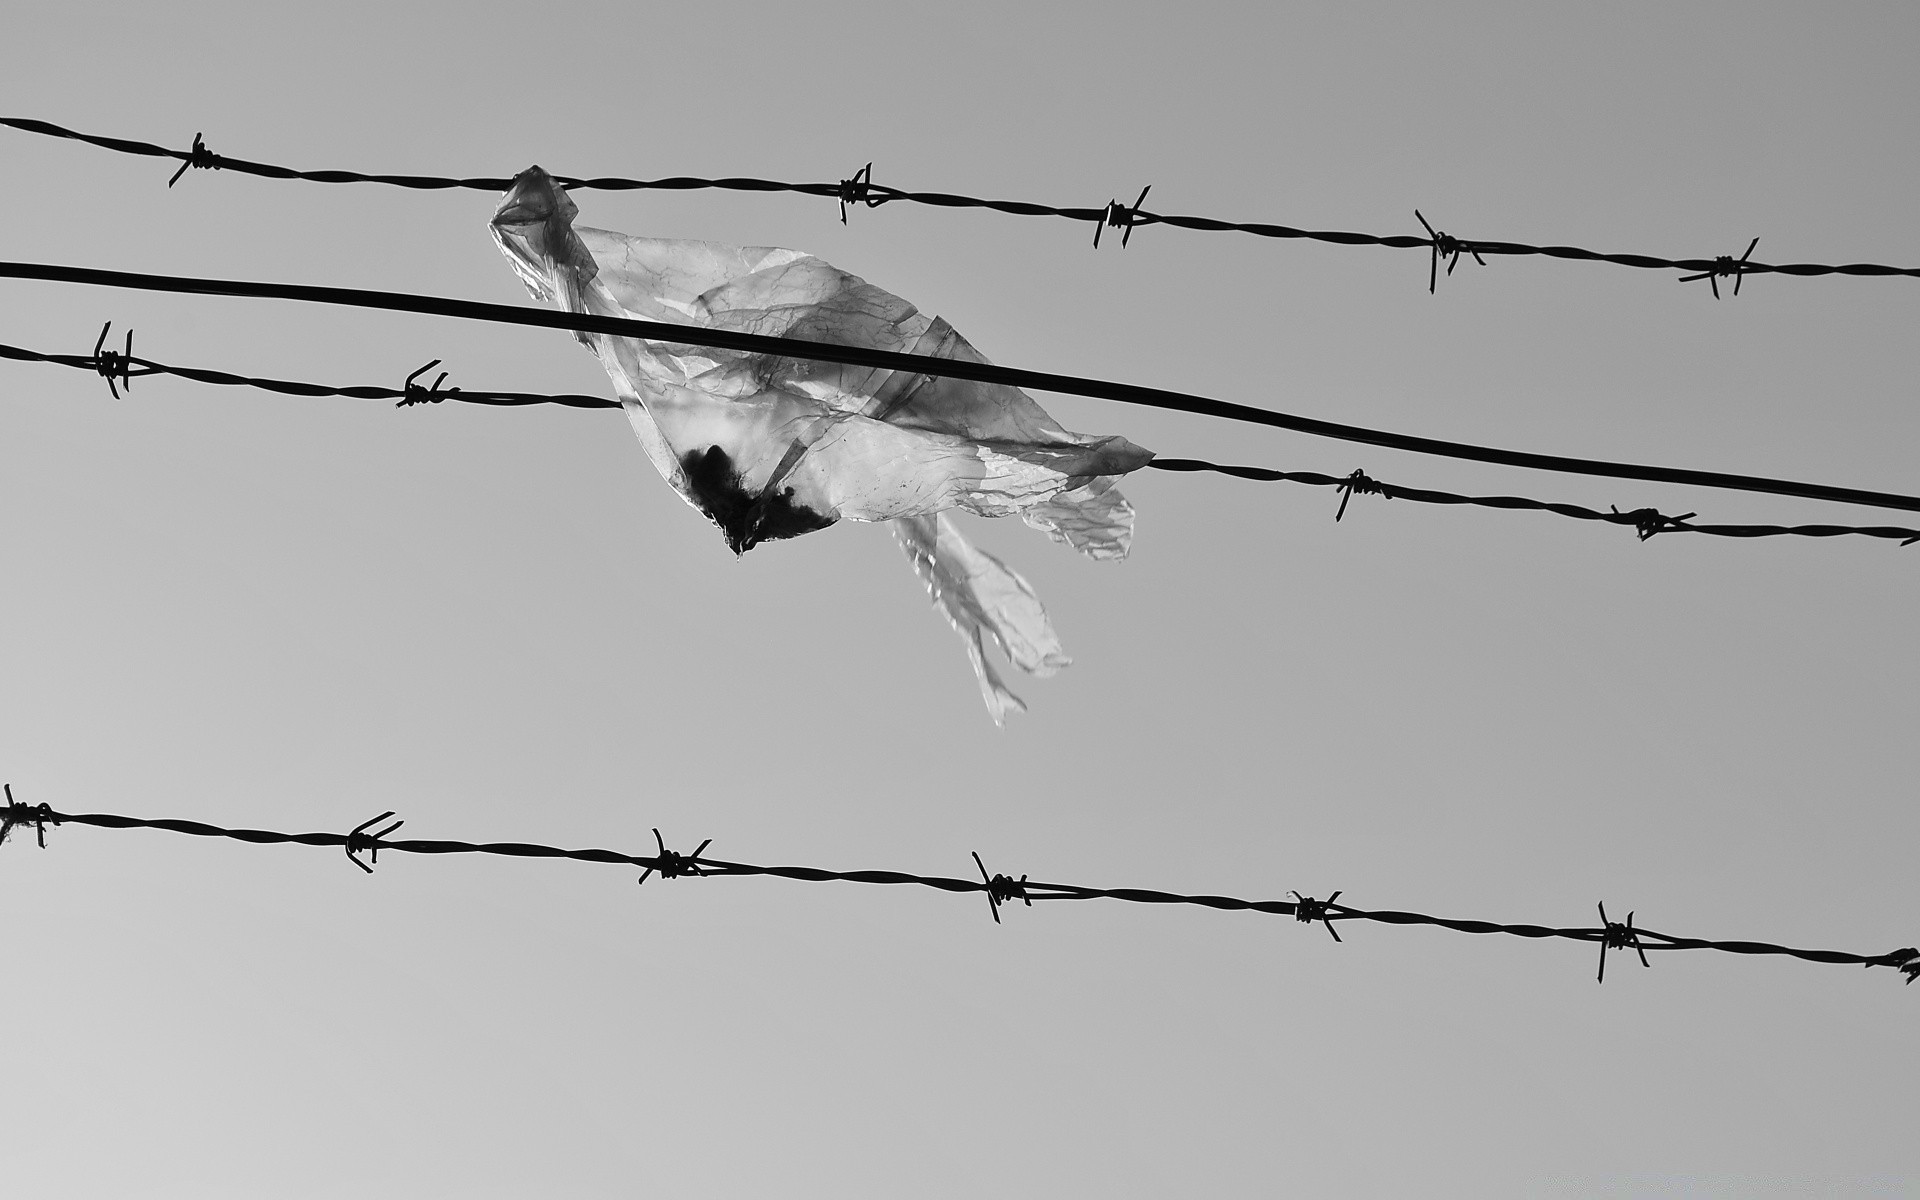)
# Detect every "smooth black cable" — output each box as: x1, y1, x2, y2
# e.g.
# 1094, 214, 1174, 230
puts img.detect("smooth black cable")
8, 258, 1920, 516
